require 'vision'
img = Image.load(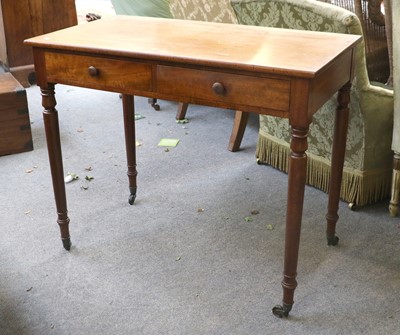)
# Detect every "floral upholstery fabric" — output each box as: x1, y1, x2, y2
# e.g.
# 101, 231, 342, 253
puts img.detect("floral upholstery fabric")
169, 0, 238, 23
231, 0, 393, 206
